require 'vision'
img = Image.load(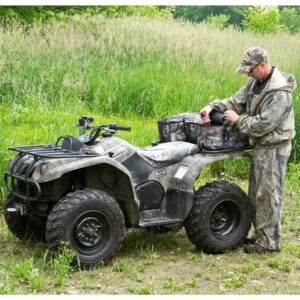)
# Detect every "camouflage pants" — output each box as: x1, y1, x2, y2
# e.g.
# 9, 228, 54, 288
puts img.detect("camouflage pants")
248, 140, 291, 250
